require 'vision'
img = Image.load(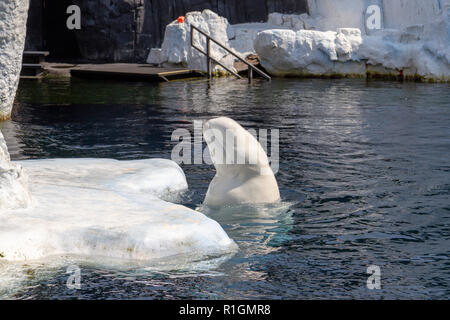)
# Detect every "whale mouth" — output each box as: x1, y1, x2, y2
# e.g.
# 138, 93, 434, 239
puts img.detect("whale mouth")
203, 117, 270, 170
